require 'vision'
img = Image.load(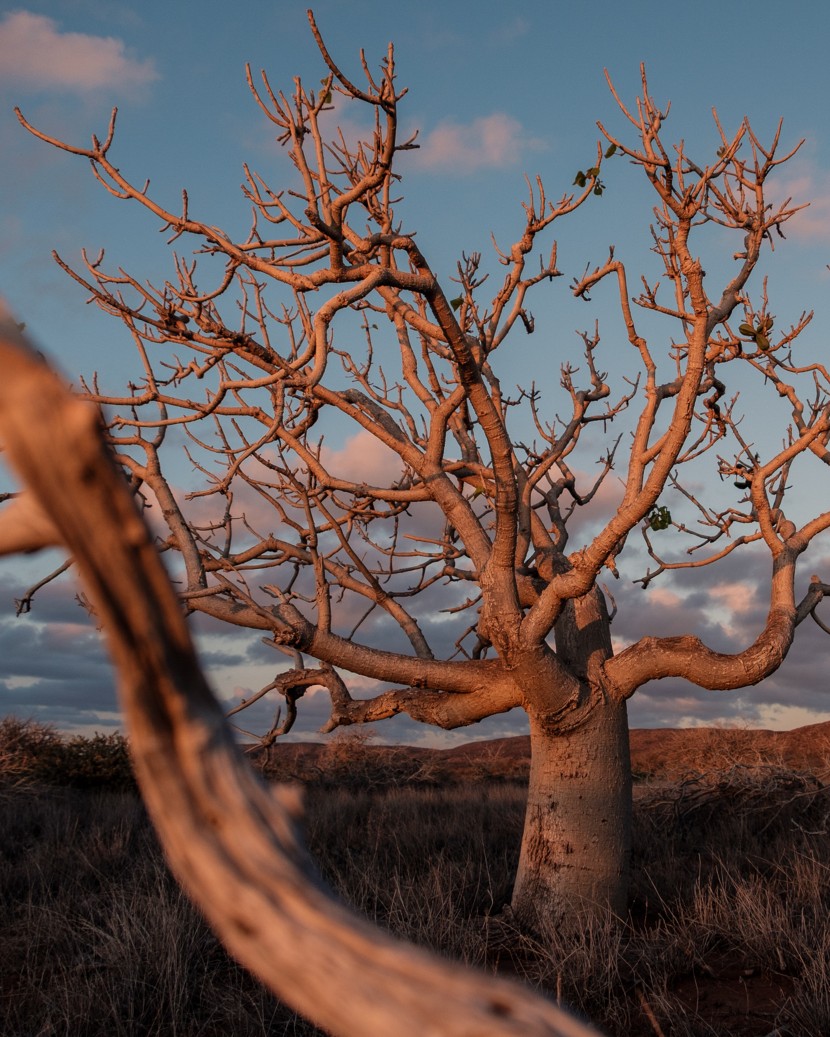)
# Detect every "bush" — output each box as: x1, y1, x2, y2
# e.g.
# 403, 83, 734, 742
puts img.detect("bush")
0, 716, 135, 791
